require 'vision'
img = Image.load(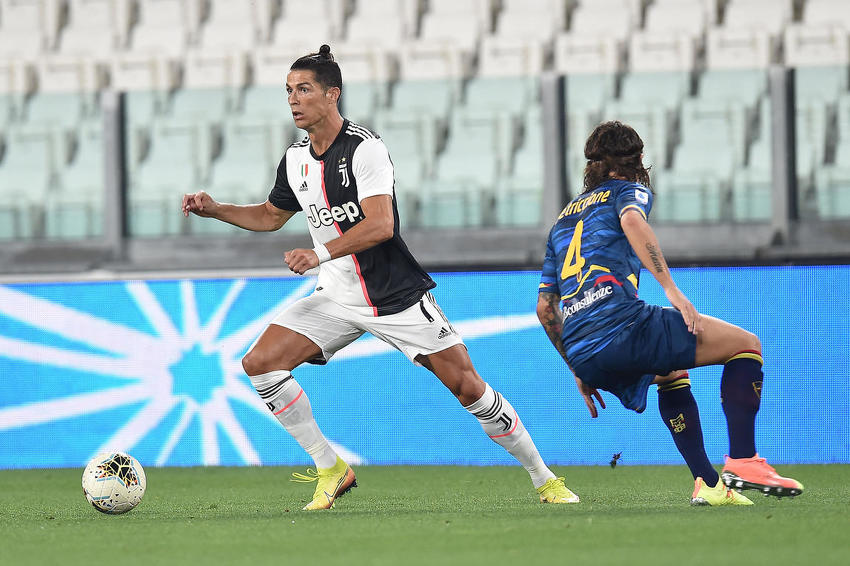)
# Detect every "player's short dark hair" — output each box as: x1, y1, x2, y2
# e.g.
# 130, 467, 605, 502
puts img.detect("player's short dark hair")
290, 44, 343, 94
582, 121, 652, 193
